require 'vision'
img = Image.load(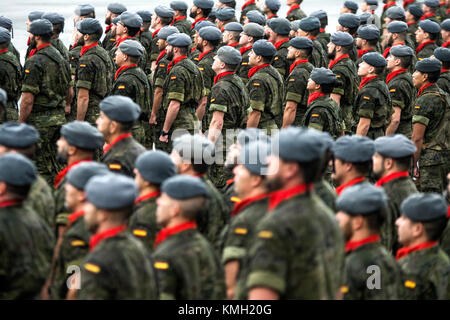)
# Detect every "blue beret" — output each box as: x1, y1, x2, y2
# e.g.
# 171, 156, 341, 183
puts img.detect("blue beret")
331, 31, 354, 46
75, 4, 95, 17
112, 16, 121, 25
194, 0, 215, 9
136, 10, 152, 22
0, 153, 37, 186
310, 67, 337, 84
387, 21, 408, 33
359, 12, 374, 25
224, 22, 243, 32
267, 17, 291, 35
308, 129, 334, 151
337, 183, 388, 215
170, 1, 189, 11
162, 175, 209, 200
357, 24, 380, 40
120, 11, 143, 28
290, 20, 301, 31
199, 26, 222, 41
365, 0, 378, 5
344, 1, 359, 11
173, 134, 215, 163
42, 12, 65, 25
158, 26, 179, 40
238, 140, 270, 175
217, 45, 242, 64
99, 96, 141, 122
290, 36, 313, 49
167, 32, 192, 47
401, 193, 448, 222
419, 19, 441, 34
0, 16, 13, 30
424, 0, 440, 7
194, 20, 215, 31
0, 88, 5, 105
246, 10, 266, 26
333, 135, 375, 162
219, 0, 235, 3
252, 39, 277, 57
76, 18, 102, 34
29, 19, 53, 35
243, 22, 265, 37
155, 5, 175, 19
390, 44, 414, 57
237, 128, 270, 146
208, 8, 217, 20
0, 27, 11, 43
107, 3, 127, 14
135, 150, 176, 184
415, 57, 442, 73
310, 10, 327, 20
28, 11, 44, 22
216, 7, 235, 21
407, 4, 423, 19
434, 47, 450, 63
374, 134, 417, 158
386, 6, 405, 19
60, 121, 104, 150
266, 0, 281, 11
85, 174, 137, 209
362, 52, 386, 67
119, 39, 144, 57
0, 122, 39, 148
66, 162, 110, 190
442, 19, 450, 31
299, 16, 321, 32
338, 13, 360, 29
